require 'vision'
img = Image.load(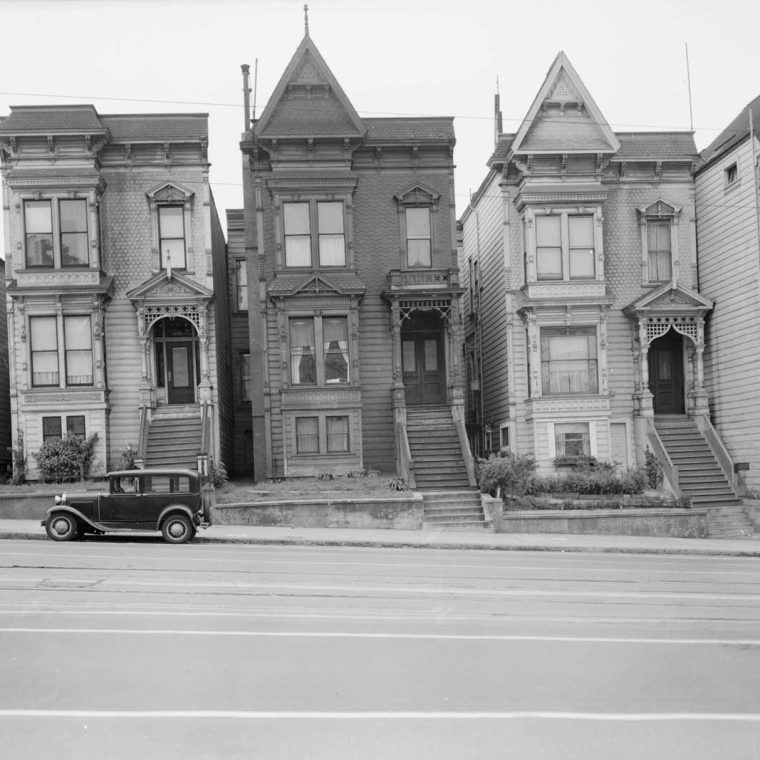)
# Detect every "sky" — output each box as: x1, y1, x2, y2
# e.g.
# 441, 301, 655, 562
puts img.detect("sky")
1, 0, 760, 257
